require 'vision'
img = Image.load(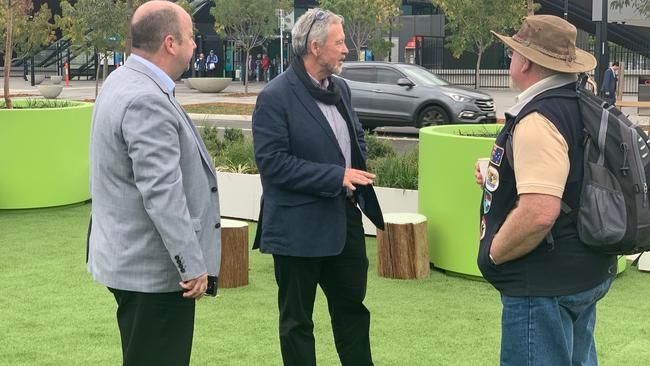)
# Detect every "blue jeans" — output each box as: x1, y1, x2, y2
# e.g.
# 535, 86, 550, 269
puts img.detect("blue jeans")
500, 278, 612, 366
